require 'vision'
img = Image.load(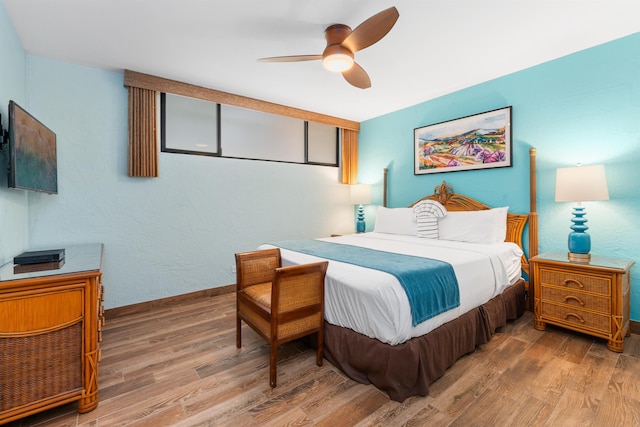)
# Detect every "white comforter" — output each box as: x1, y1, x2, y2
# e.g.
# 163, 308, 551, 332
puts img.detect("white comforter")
261, 232, 523, 345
